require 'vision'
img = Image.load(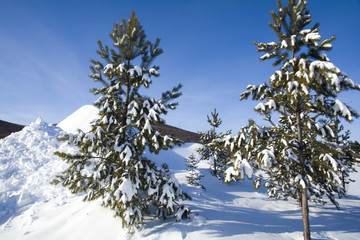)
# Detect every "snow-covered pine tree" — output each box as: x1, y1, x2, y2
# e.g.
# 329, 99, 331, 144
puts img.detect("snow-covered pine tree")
225, 1, 360, 239
185, 154, 204, 188
53, 11, 189, 231
197, 109, 230, 179
222, 119, 266, 184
